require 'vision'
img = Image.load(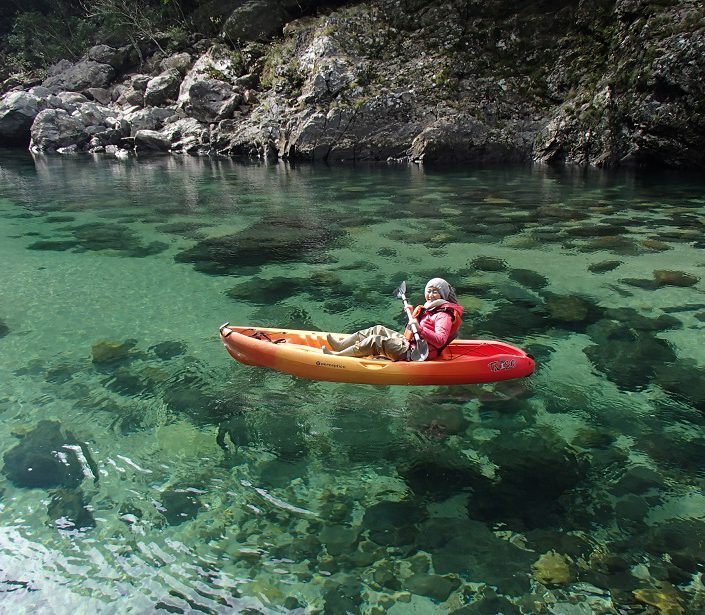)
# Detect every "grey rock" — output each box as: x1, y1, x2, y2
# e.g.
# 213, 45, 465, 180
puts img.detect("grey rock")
183, 79, 240, 123
134, 129, 172, 152
130, 74, 152, 91
222, 0, 288, 42
85, 87, 112, 105
144, 70, 182, 107
86, 44, 125, 68
125, 106, 177, 137
30, 108, 88, 153
160, 52, 193, 75
0, 91, 47, 145
57, 91, 89, 106
46, 59, 73, 78
161, 118, 209, 153
42, 60, 116, 93
116, 88, 145, 108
